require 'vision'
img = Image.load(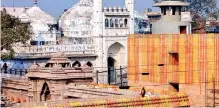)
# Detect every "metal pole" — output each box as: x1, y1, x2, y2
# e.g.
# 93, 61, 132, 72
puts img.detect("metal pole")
115, 67, 117, 85
213, 74, 215, 107
120, 66, 123, 87
205, 71, 207, 107
96, 70, 99, 84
